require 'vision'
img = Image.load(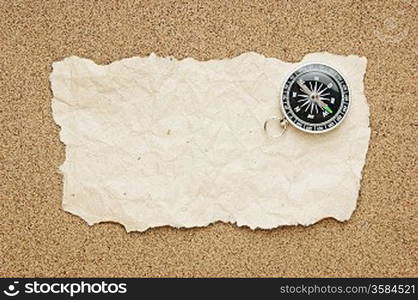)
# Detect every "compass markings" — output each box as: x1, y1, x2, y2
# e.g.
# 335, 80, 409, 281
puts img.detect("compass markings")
282, 64, 349, 133
300, 100, 310, 108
